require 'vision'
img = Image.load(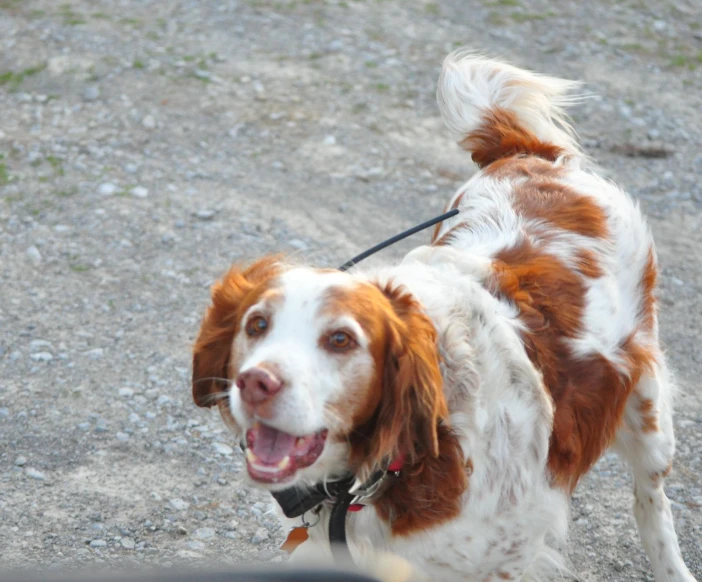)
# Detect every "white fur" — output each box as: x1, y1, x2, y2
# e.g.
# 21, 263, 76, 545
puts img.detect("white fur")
218, 53, 696, 582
